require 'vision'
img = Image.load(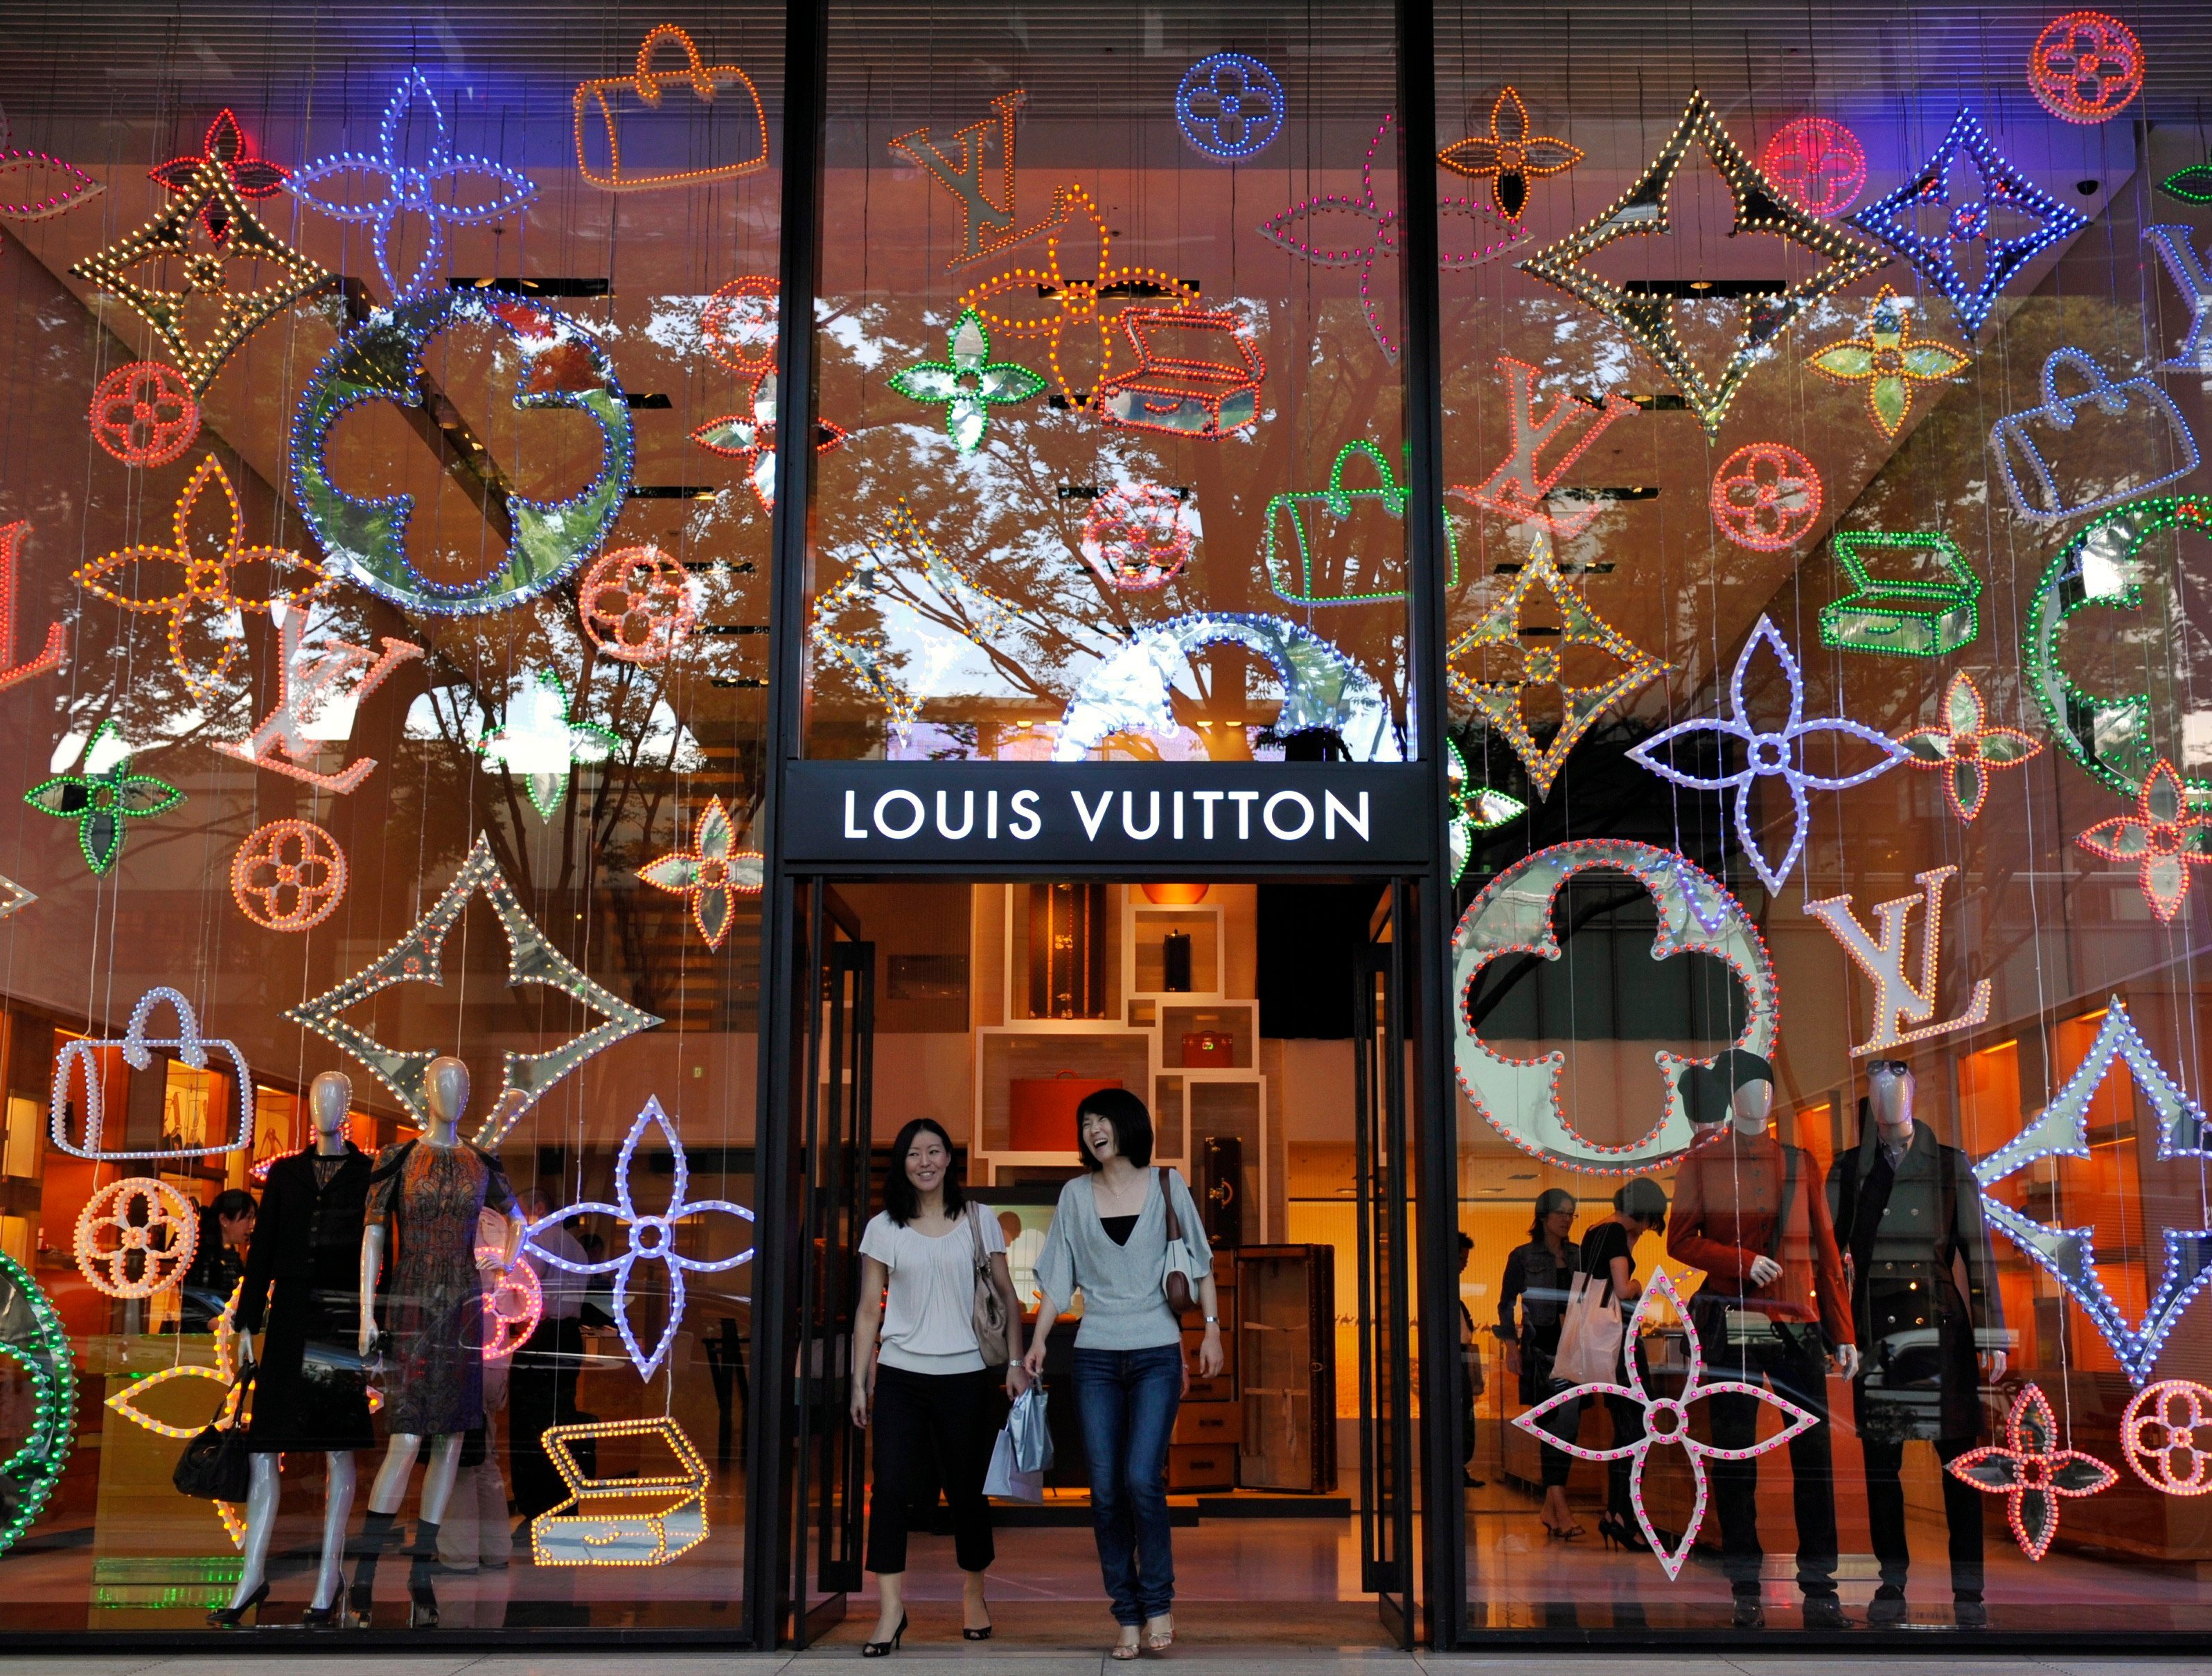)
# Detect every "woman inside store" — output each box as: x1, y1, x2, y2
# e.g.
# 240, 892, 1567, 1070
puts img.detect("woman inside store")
1580, 1177, 1670, 1551
1497, 1186, 1581, 1539
851, 1117, 1027, 1657
1025, 1089, 1221, 1661
179, 1187, 257, 1331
